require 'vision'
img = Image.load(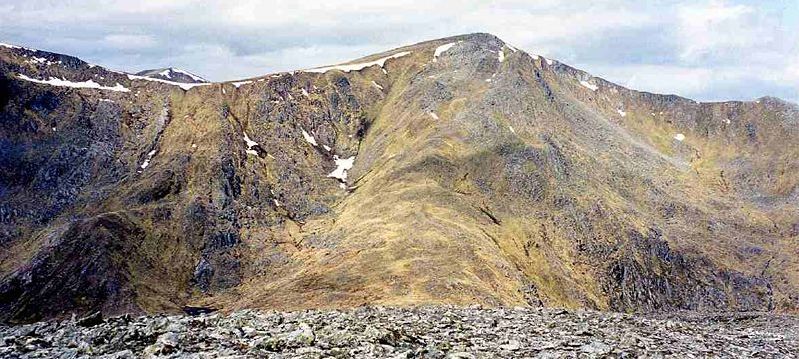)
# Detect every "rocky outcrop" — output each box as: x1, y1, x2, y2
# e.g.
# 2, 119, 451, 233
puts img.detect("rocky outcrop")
1, 307, 797, 358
